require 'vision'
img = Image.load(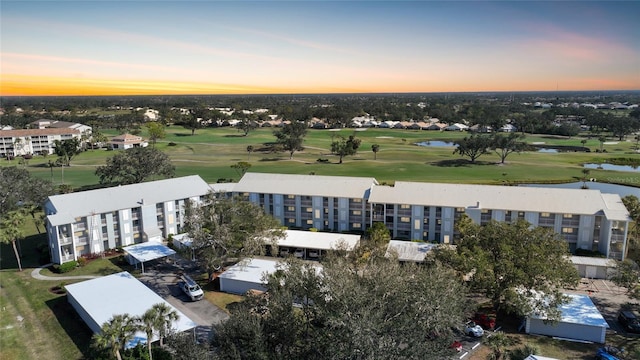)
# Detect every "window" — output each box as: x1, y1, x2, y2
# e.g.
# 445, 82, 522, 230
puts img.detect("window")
352, 223, 361, 229
306, 219, 313, 225
400, 217, 410, 223
352, 210, 362, 216
287, 206, 296, 211
351, 198, 362, 203
541, 212, 551, 218
287, 195, 295, 199
400, 204, 410, 209
562, 228, 574, 234
306, 207, 313, 213
563, 214, 573, 219
287, 218, 296, 224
